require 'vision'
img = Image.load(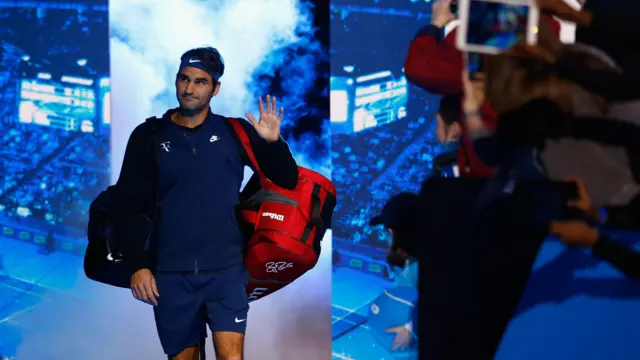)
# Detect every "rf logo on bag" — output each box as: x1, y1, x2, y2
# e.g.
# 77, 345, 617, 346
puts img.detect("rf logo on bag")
265, 261, 293, 273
